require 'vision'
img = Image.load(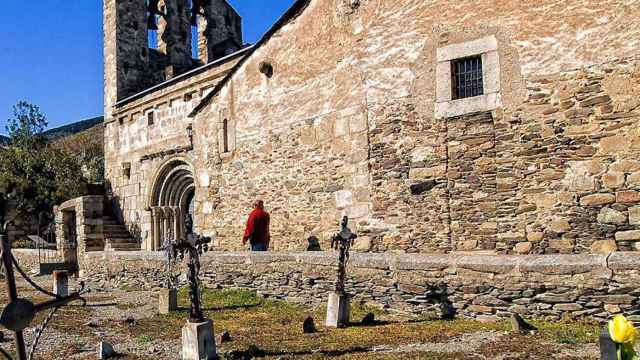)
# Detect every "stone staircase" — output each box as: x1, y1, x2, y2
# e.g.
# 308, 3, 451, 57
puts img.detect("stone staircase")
103, 216, 141, 251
